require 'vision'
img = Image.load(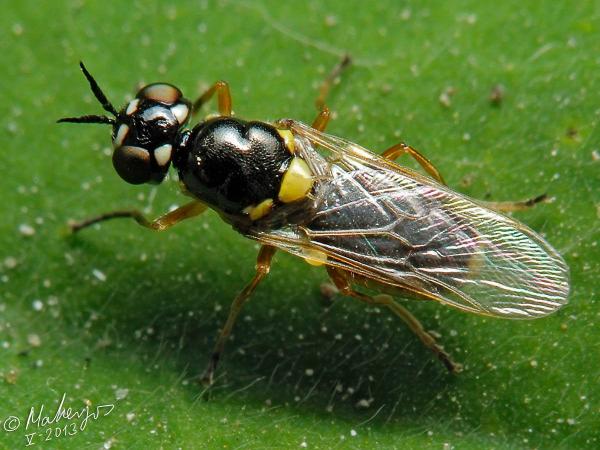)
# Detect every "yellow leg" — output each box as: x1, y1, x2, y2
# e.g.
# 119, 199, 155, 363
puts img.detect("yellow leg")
382, 144, 546, 213
192, 80, 233, 117
201, 245, 277, 385
311, 54, 352, 133
68, 201, 207, 233
327, 267, 462, 374
382, 143, 447, 185
315, 54, 352, 111
311, 107, 331, 132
